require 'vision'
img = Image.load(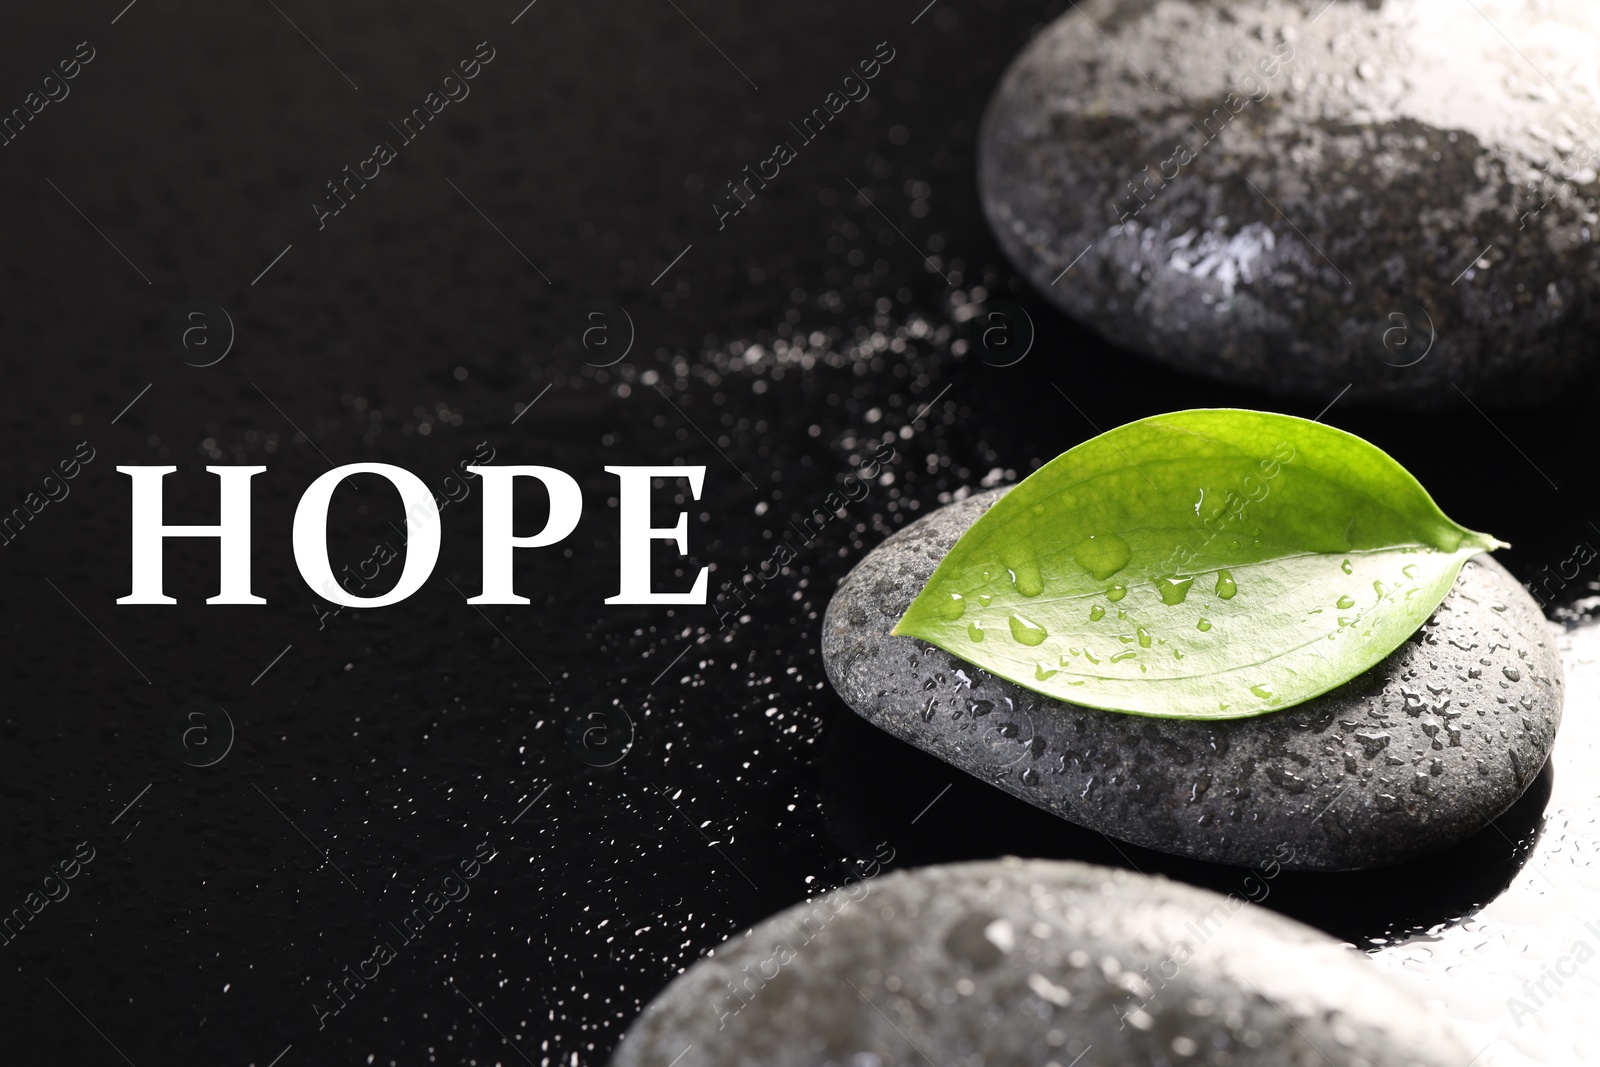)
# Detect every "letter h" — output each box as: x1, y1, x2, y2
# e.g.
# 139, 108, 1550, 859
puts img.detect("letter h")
117, 466, 266, 604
